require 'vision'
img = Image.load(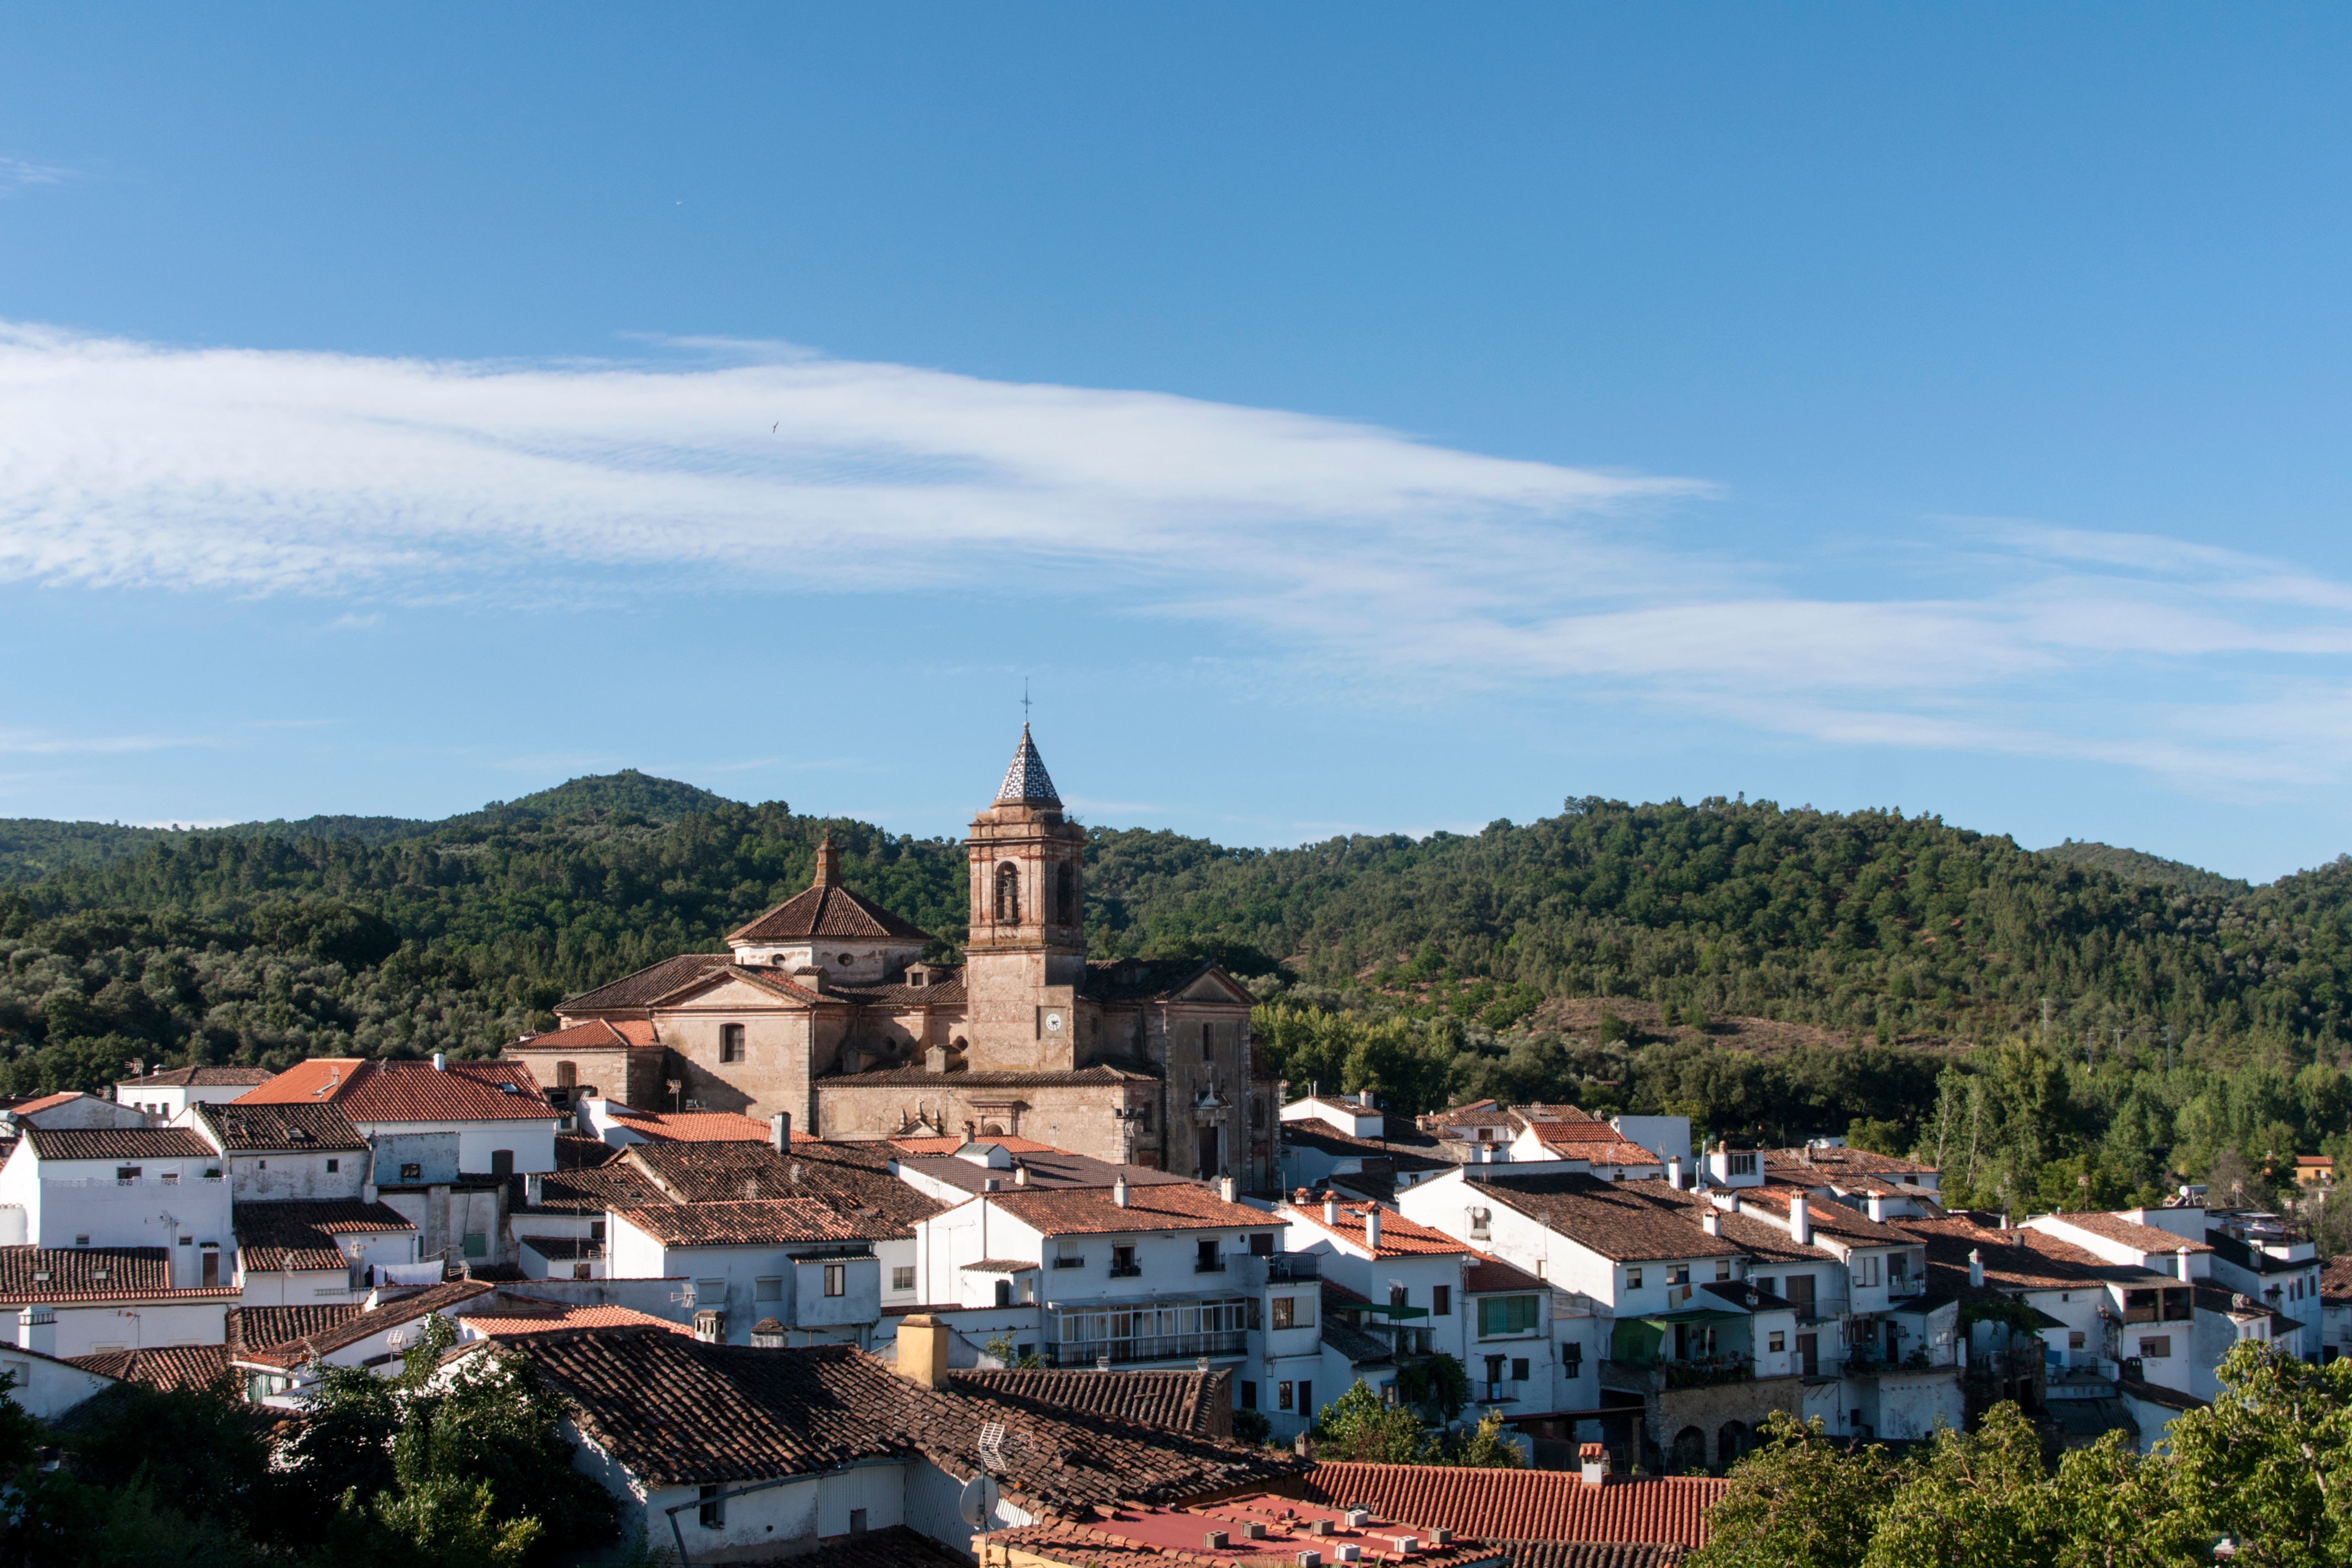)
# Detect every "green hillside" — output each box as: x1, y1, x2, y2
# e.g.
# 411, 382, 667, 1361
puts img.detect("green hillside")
5, 777, 2351, 1211
2035, 837, 2254, 900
